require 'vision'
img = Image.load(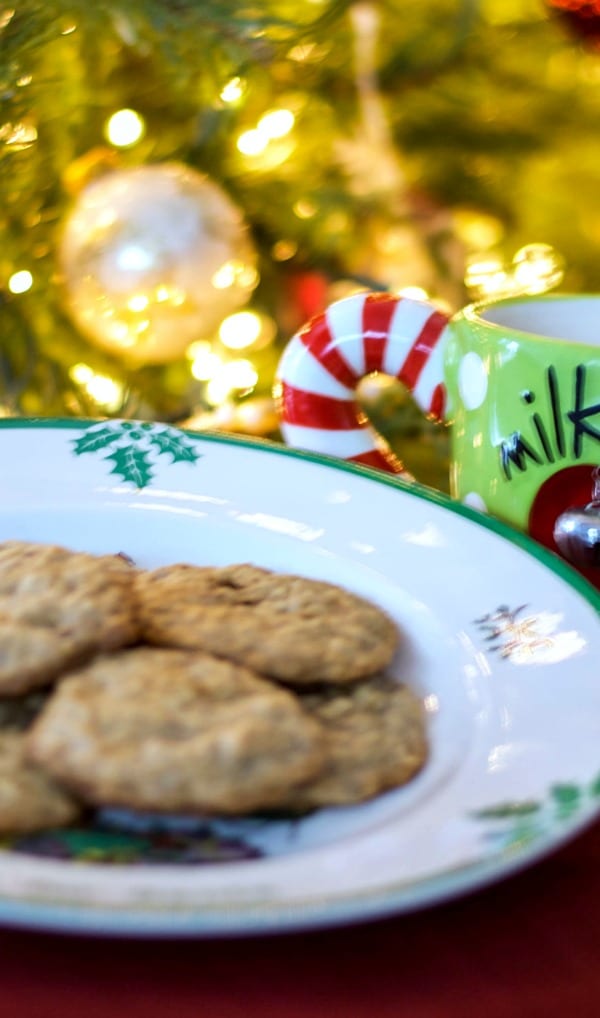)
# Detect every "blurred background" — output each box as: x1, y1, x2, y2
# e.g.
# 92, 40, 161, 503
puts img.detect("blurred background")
2, 0, 599, 486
